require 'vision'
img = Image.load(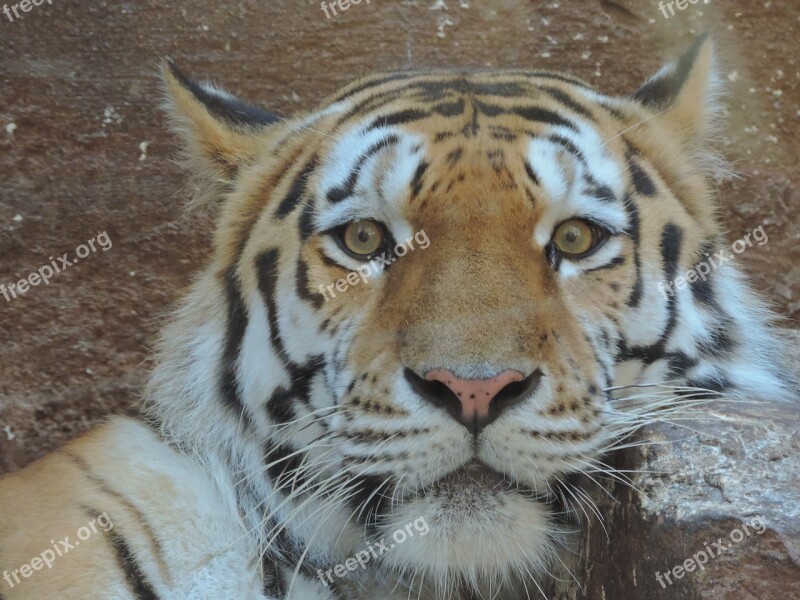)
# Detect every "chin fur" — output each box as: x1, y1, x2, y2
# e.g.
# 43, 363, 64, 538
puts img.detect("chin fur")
373, 486, 558, 598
